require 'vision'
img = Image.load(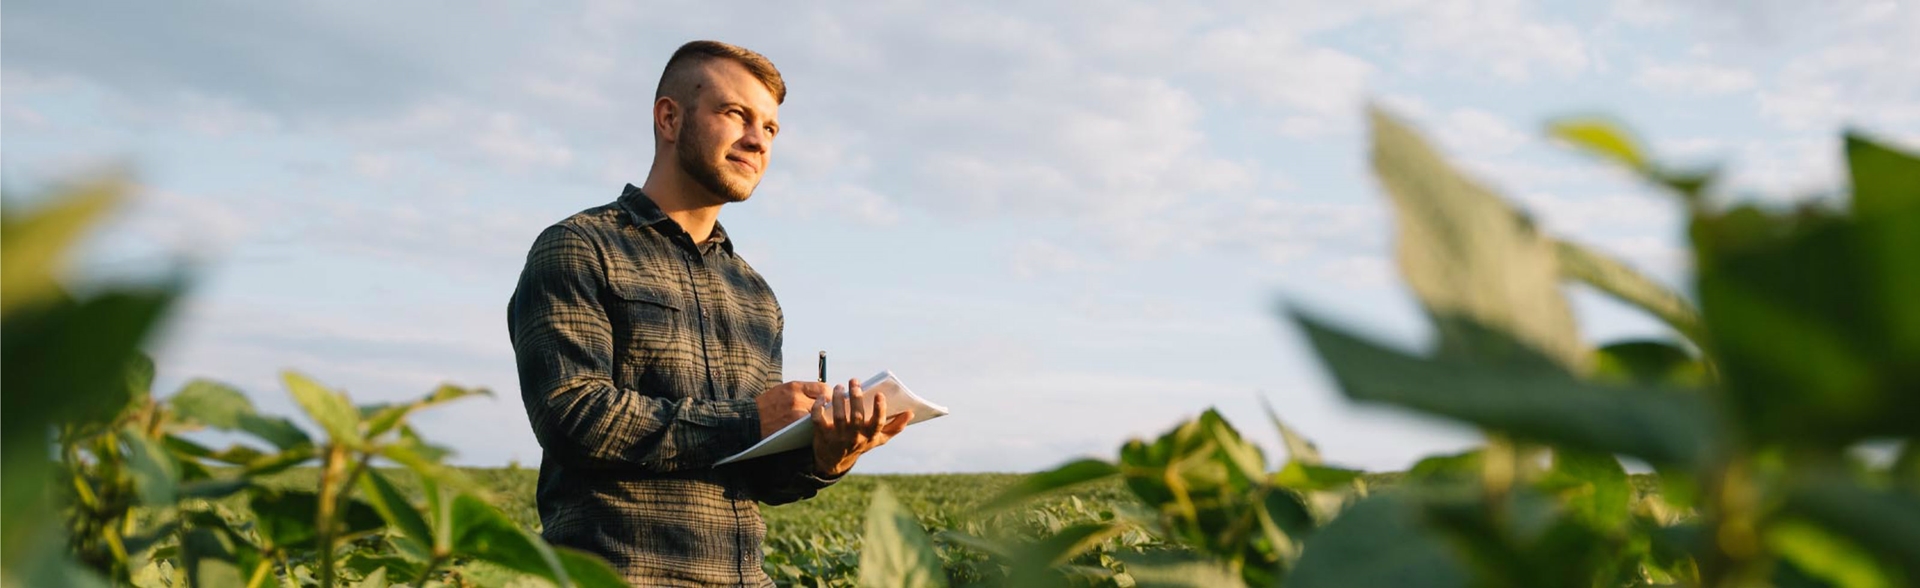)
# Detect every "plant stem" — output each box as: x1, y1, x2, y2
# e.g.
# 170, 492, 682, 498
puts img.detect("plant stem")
245, 558, 274, 588
415, 553, 450, 585
315, 443, 347, 587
